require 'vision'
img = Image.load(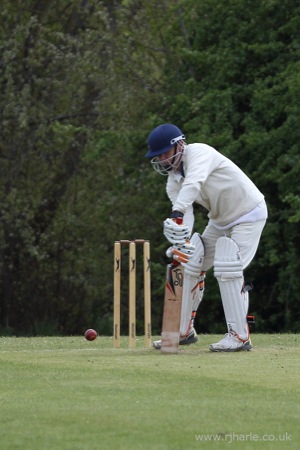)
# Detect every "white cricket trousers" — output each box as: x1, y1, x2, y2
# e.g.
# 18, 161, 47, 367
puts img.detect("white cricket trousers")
201, 219, 267, 271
